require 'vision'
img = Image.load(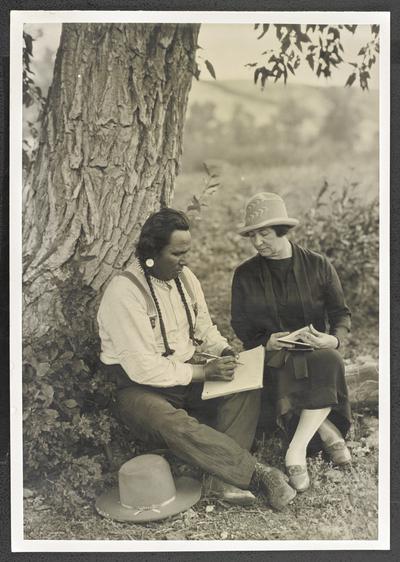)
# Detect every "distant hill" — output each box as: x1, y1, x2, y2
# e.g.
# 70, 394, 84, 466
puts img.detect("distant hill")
187, 79, 379, 128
